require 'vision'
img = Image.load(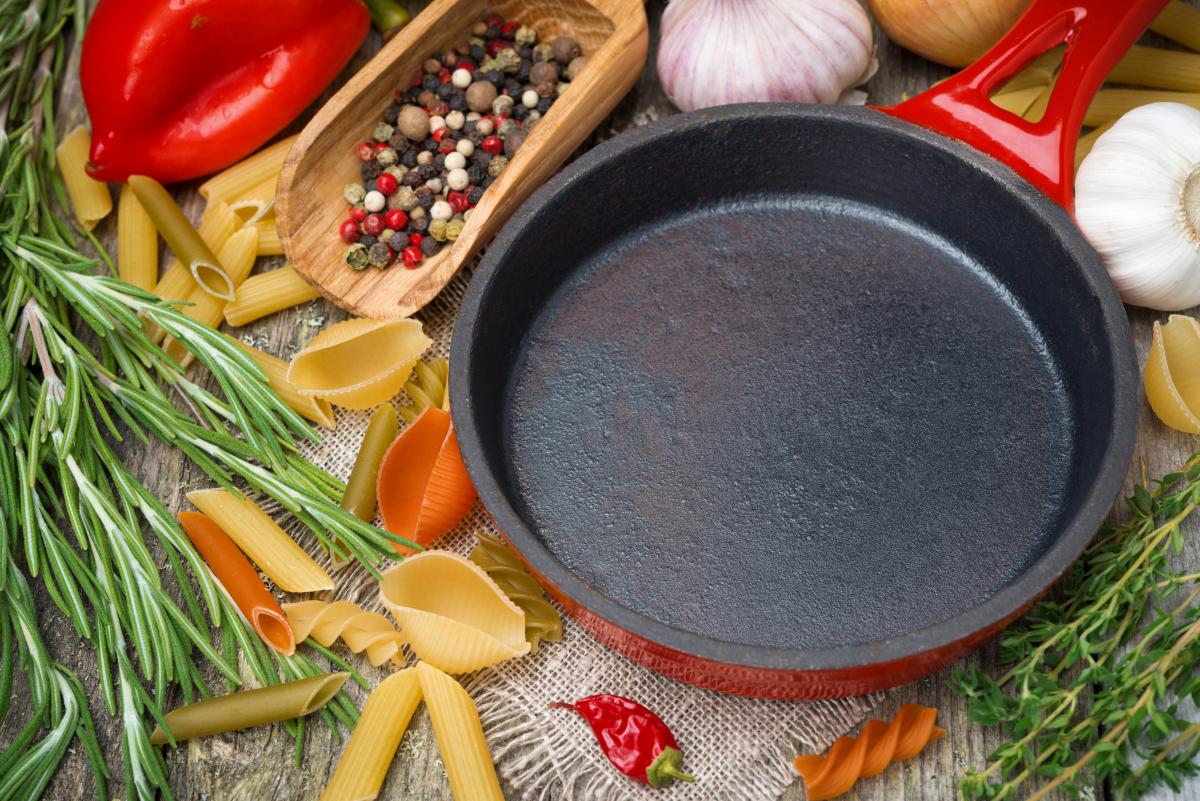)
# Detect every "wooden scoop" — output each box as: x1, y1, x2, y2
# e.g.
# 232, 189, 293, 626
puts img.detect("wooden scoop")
276, 0, 648, 319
